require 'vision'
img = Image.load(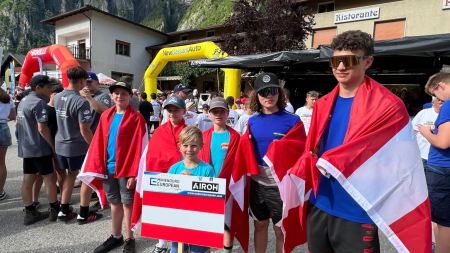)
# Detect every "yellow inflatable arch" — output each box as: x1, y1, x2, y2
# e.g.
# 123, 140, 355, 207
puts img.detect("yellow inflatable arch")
144, 41, 241, 100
